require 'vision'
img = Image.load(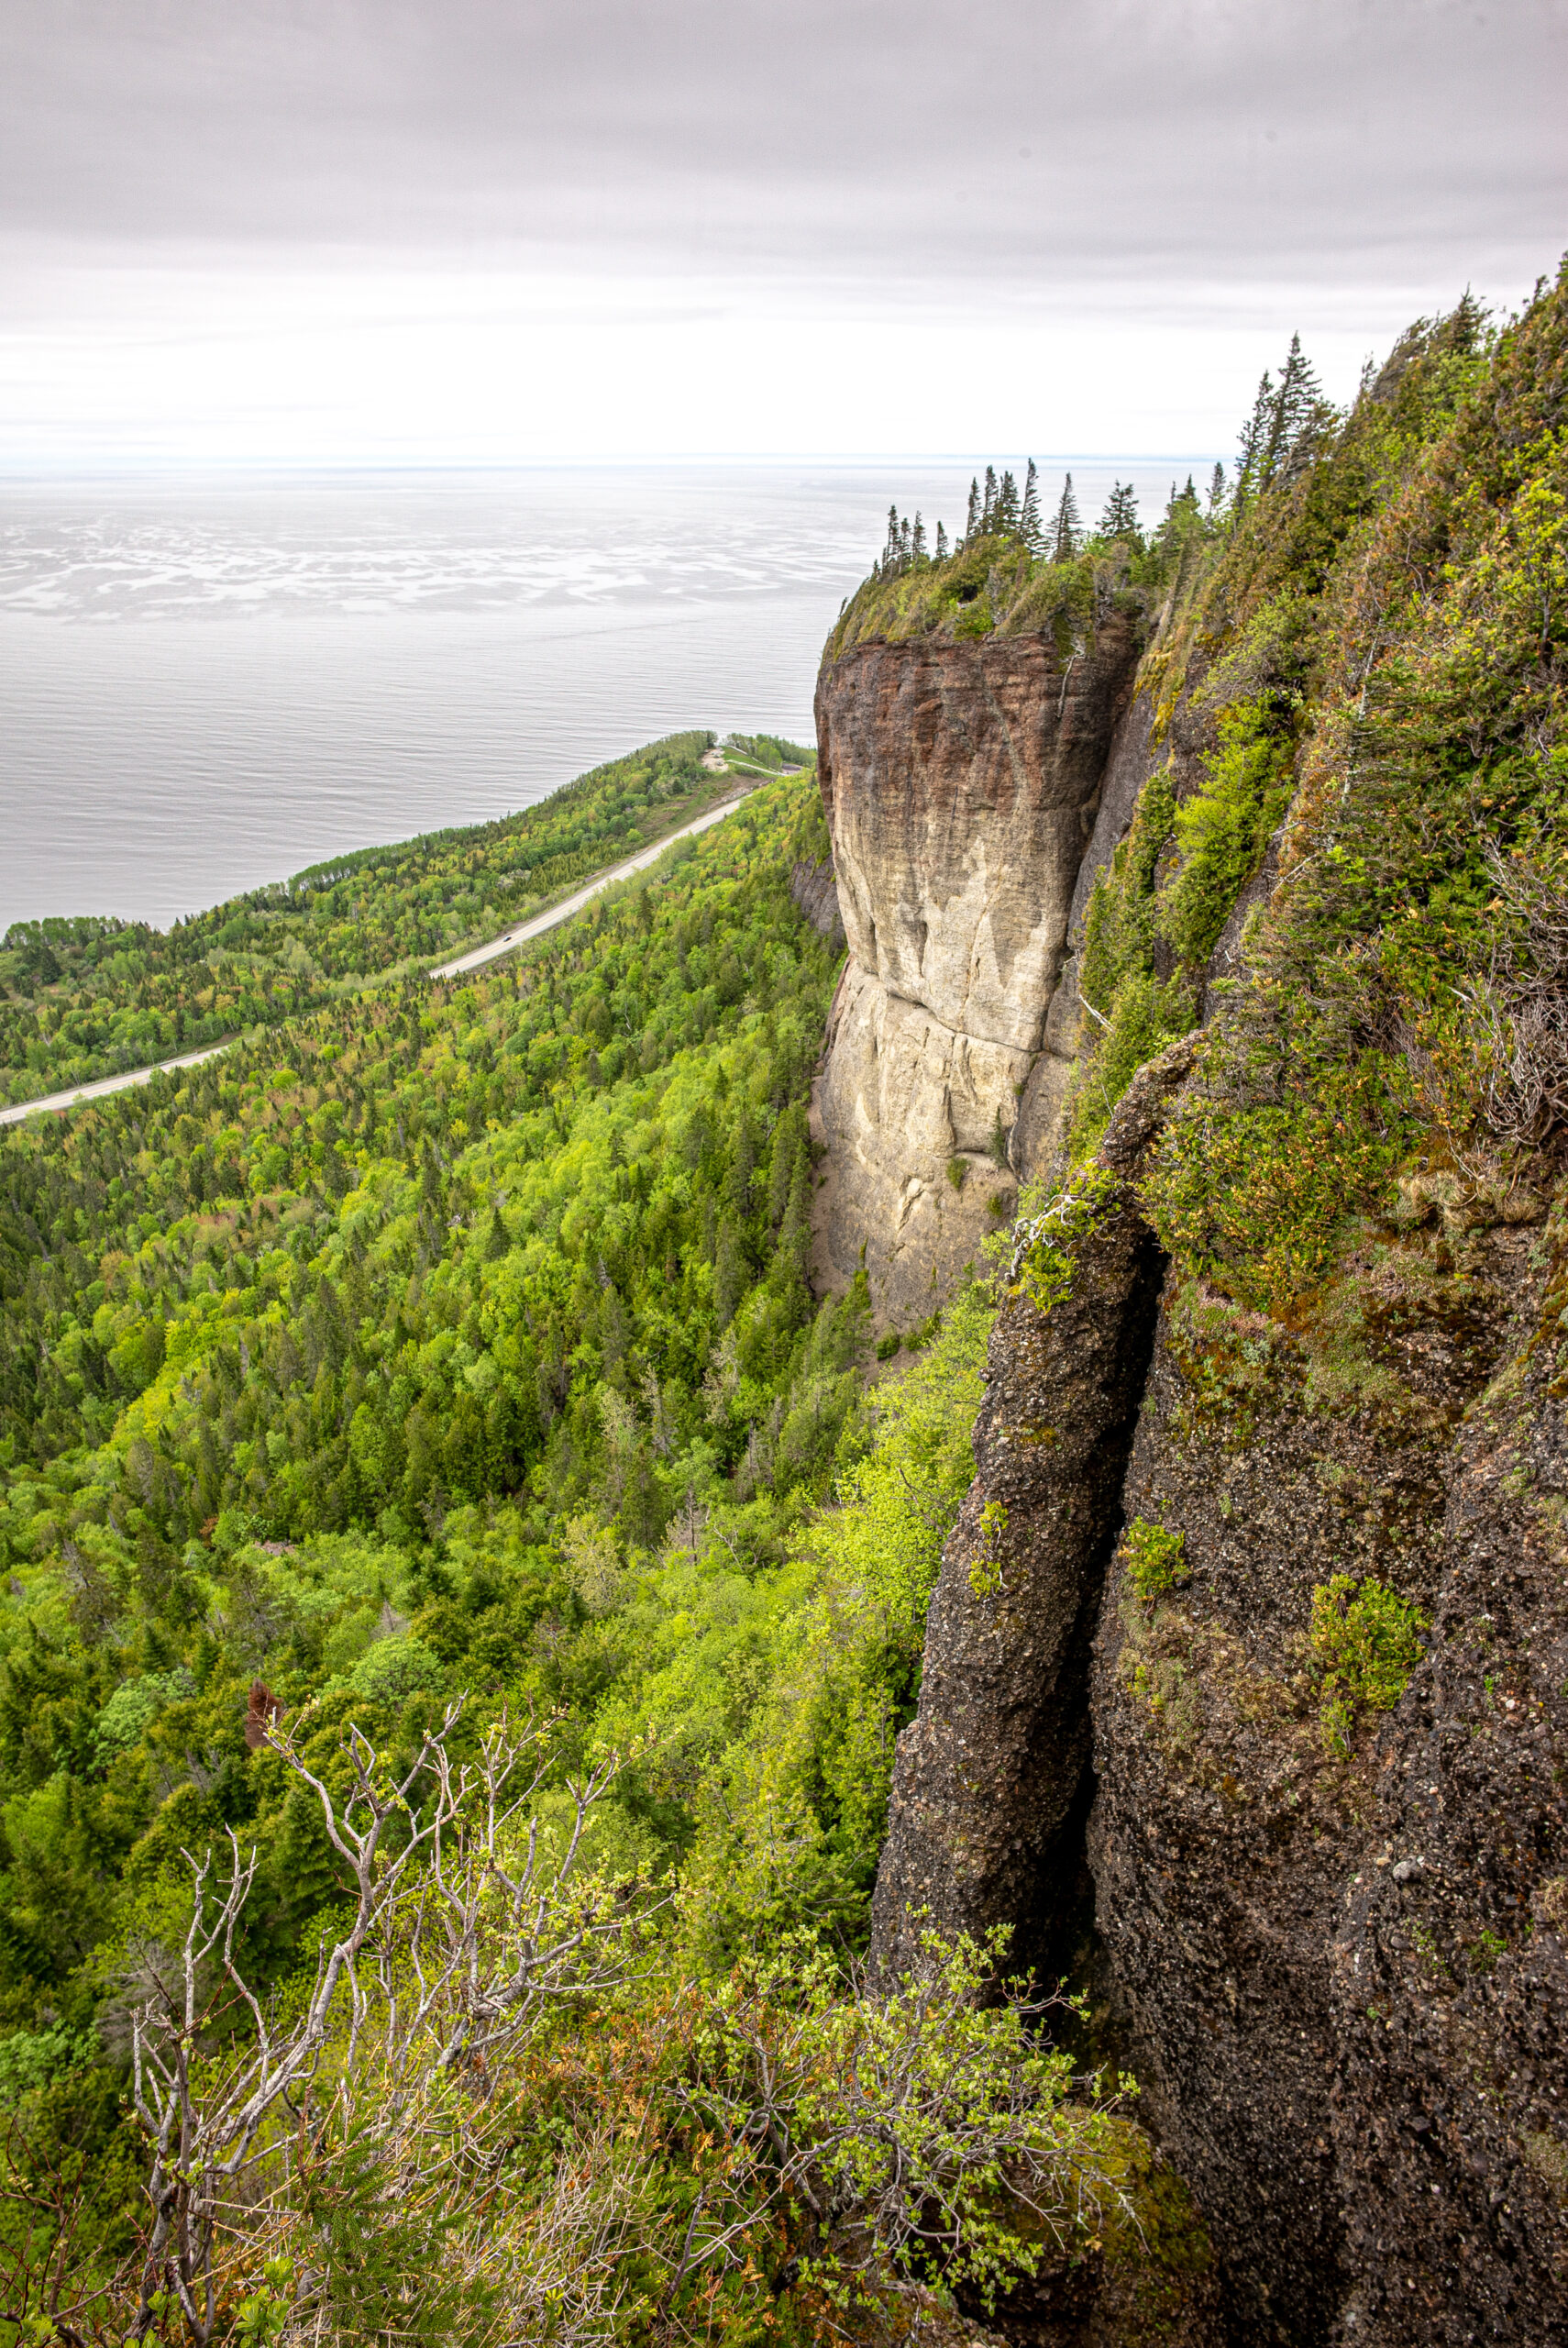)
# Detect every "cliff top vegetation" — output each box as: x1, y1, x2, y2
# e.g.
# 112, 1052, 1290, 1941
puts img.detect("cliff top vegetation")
1059, 264, 1567, 1318
823, 465, 1220, 668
